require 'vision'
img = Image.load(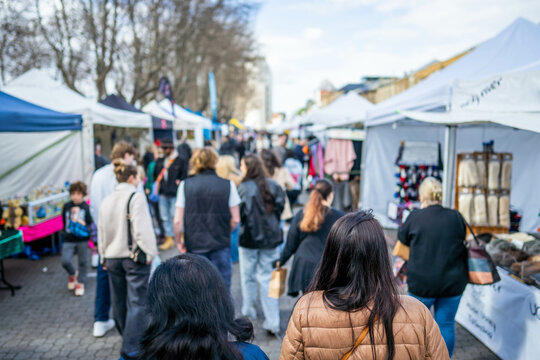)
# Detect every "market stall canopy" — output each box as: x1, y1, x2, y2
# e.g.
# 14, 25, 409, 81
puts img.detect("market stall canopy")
367, 18, 540, 127
306, 92, 374, 129
0, 91, 84, 199
229, 118, 246, 130
158, 99, 212, 129
0, 91, 82, 132
399, 70, 540, 134
99, 94, 143, 113
3, 69, 152, 129
141, 100, 177, 122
